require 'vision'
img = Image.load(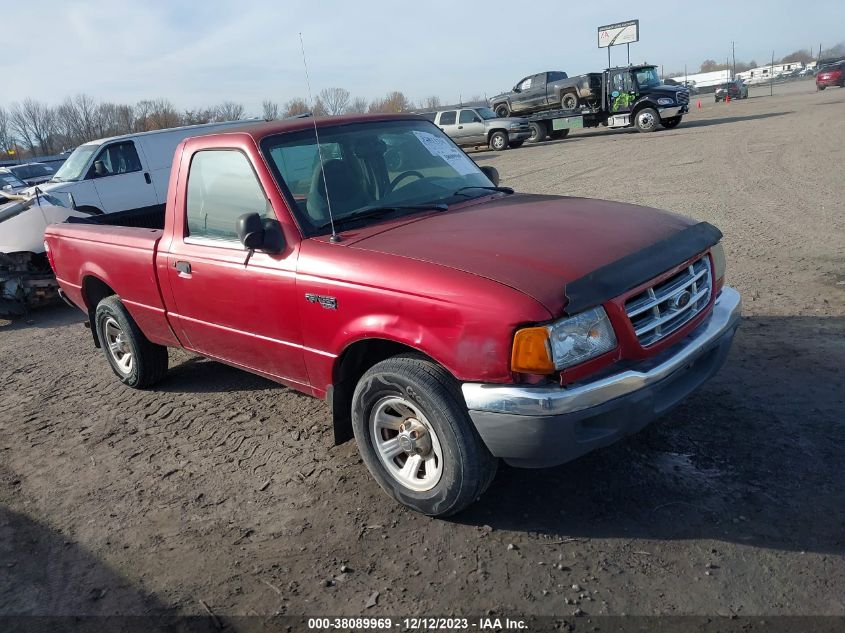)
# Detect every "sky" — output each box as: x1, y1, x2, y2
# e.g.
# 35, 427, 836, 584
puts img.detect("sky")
3, 0, 843, 115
